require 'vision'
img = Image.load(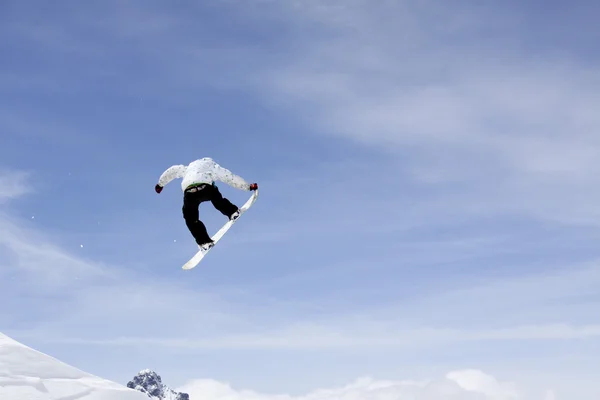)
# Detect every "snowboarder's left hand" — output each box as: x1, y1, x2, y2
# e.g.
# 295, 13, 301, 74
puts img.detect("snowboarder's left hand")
249, 183, 258, 191
155, 184, 163, 194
